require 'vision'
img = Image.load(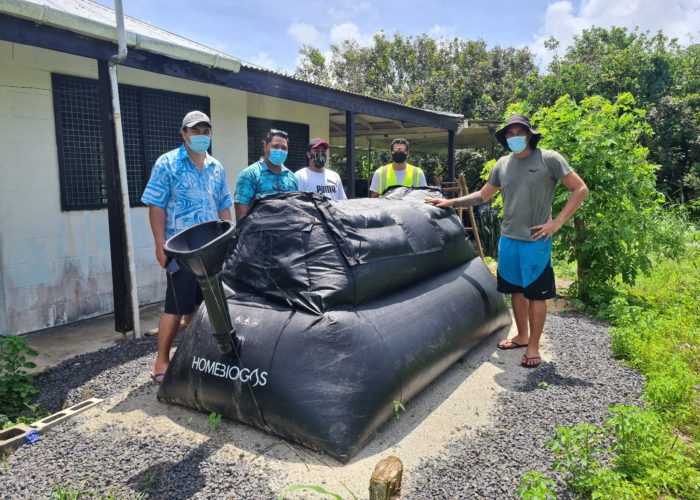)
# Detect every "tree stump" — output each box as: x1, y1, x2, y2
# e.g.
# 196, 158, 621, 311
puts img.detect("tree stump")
369, 456, 403, 500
